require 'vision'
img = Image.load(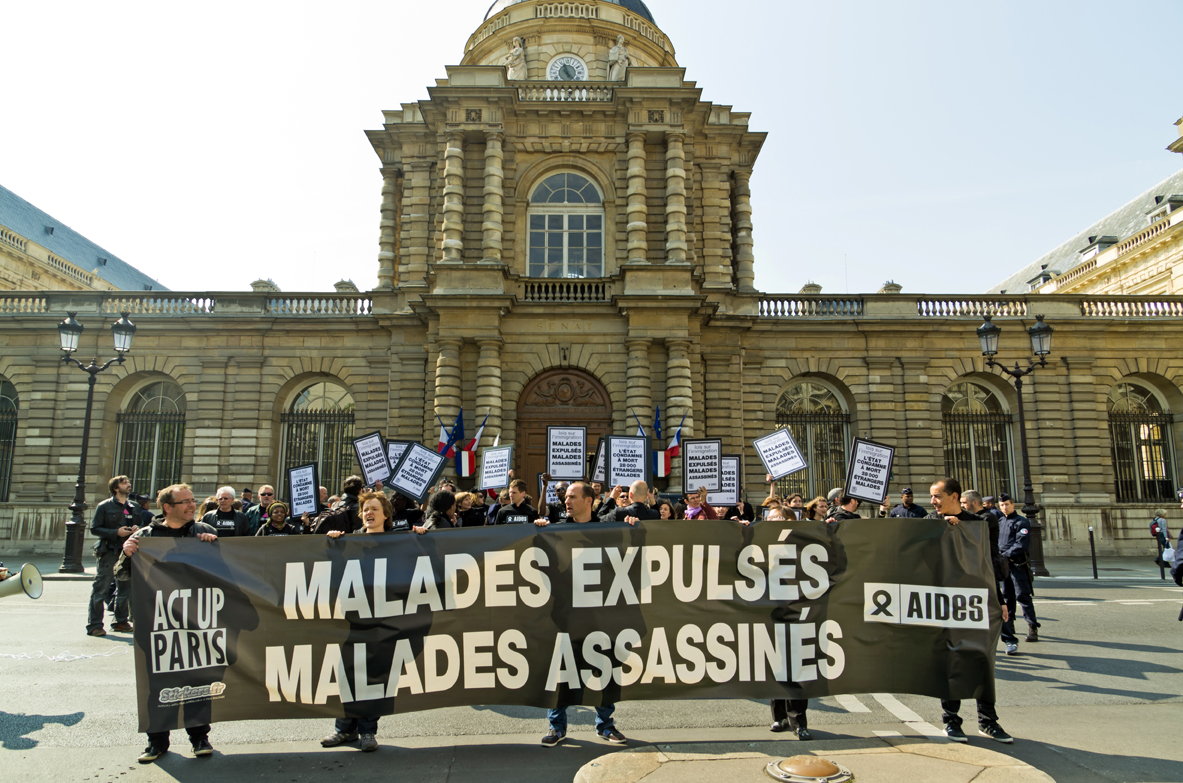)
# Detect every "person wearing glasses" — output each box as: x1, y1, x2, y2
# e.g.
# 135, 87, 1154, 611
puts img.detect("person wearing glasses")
114, 484, 219, 763
245, 485, 278, 534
